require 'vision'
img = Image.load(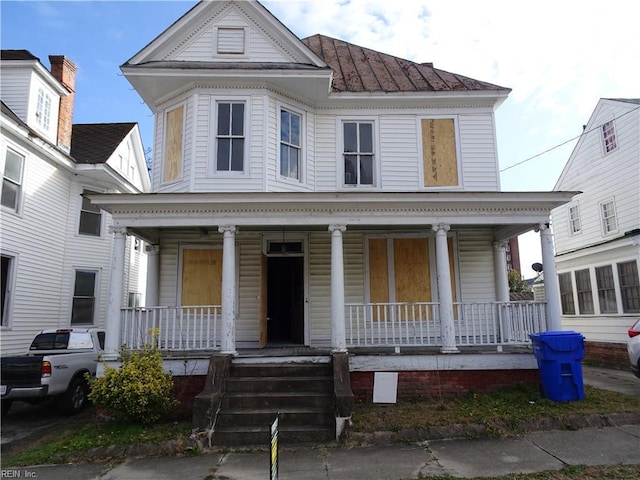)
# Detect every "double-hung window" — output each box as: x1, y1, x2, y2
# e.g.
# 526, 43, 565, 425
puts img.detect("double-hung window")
595, 265, 617, 313
574, 269, 594, 314
216, 102, 245, 172
79, 190, 102, 236
602, 120, 617, 153
280, 109, 301, 180
2, 148, 24, 212
558, 272, 575, 315
71, 270, 97, 324
568, 205, 581, 235
618, 261, 640, 313
1, 254, 15, 327
343, 121, 374, 186
36, 88, 51, 131
600, 200, 617, 234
